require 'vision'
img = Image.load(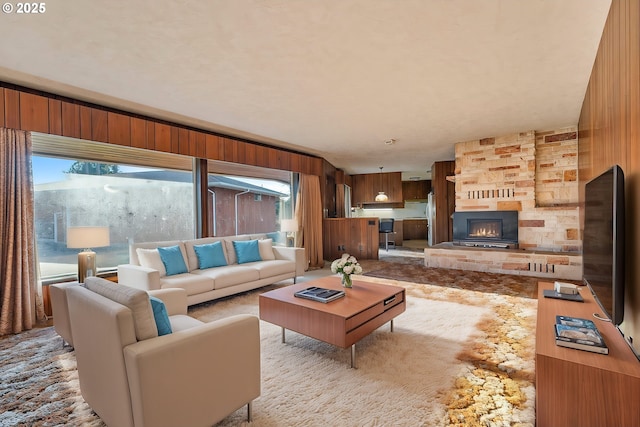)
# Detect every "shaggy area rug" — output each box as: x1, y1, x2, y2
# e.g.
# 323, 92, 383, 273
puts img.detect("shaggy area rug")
0, 276, 537, 427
